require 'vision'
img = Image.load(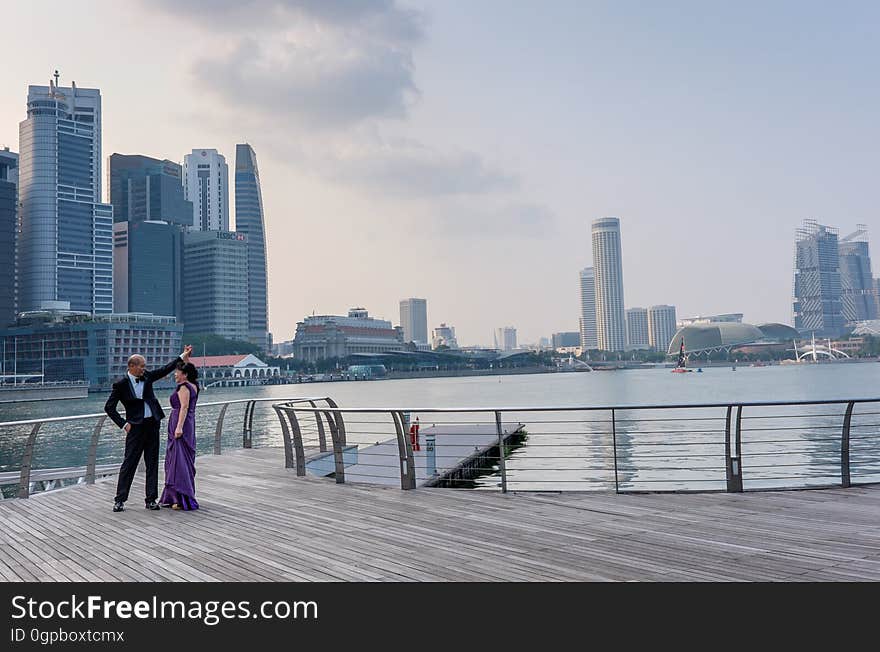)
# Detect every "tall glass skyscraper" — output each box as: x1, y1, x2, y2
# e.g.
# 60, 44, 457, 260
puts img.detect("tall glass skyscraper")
234, 144, 269, 348
793, 220, 844, 337
0, 149, 18, 327
579, 267, 597, 349
109, 154, 193, 226
18, 76, 114, 314
108, 154, 191, 320
183, 149, 229, 232
591, 217, 626, 352
838, 226, 877, 324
